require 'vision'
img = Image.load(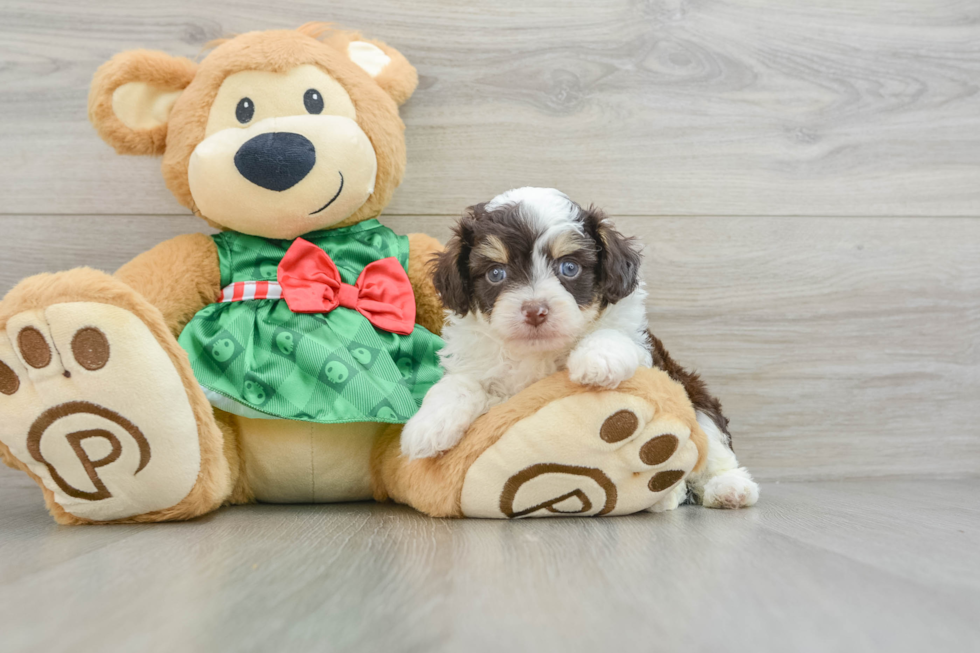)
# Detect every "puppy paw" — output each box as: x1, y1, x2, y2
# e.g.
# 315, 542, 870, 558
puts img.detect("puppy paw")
568, 340, 640, 389
400, 408, 468, 460
701, 467, 759, 509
